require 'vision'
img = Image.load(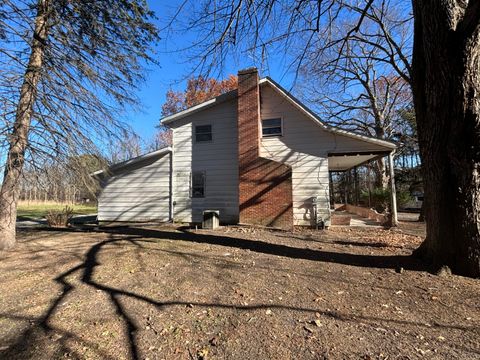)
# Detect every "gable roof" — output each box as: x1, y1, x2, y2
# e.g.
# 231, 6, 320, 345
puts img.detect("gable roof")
160, 77, 396, 150
91, 146, 172, 177
260, 77, 396, 150
161, 90, 237, 125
